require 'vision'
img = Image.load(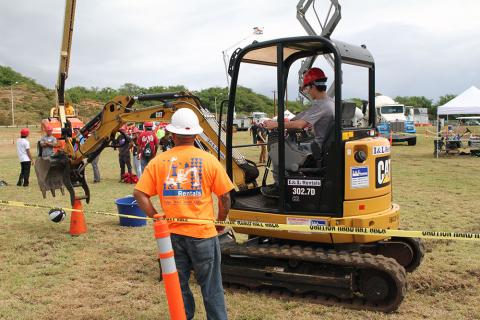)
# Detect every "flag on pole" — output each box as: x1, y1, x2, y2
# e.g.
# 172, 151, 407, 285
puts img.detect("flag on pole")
253, 27, 264, 35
